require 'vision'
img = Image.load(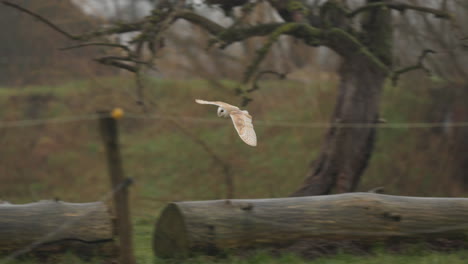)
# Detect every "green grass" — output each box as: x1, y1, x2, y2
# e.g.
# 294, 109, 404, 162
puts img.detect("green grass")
7, 248, 468, 264
0, 76, 466, 263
